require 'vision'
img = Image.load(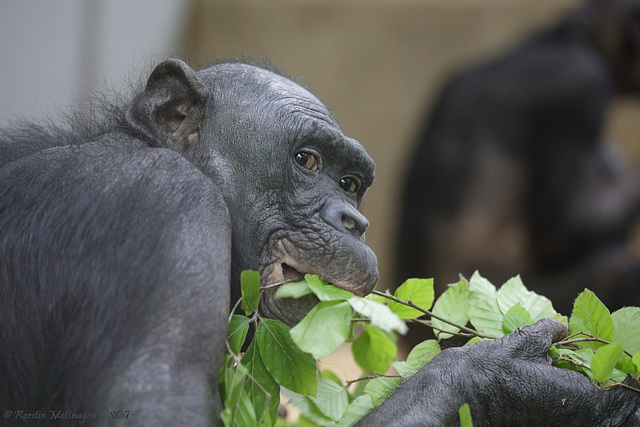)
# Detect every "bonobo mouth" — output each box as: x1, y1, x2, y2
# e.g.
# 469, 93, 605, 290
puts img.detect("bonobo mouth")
274, 261, 373, 297
282, 263, 305, 282
259, 249, 378, 326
